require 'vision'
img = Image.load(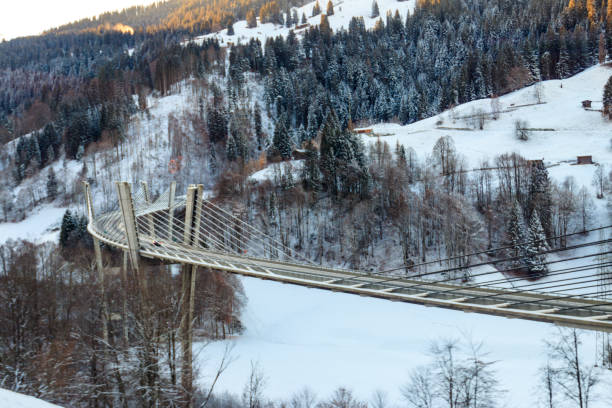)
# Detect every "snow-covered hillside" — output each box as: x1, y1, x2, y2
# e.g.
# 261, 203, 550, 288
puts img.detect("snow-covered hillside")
361, 64, 612, 168
0, 388, 61, 408
192, 0, 416, 47
197, 65, 612, 406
